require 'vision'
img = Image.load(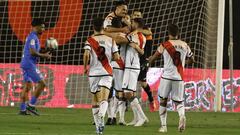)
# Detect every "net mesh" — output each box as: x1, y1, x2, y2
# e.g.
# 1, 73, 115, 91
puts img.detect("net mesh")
0, 0, 218, 110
